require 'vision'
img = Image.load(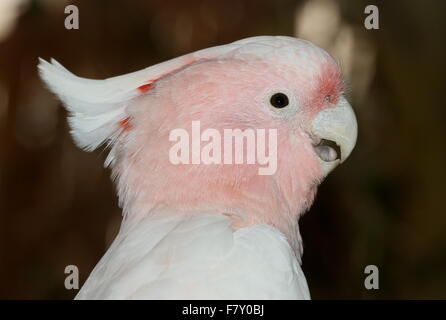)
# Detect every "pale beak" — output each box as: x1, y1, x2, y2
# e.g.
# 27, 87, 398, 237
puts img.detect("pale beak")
309, 97, 358, 175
